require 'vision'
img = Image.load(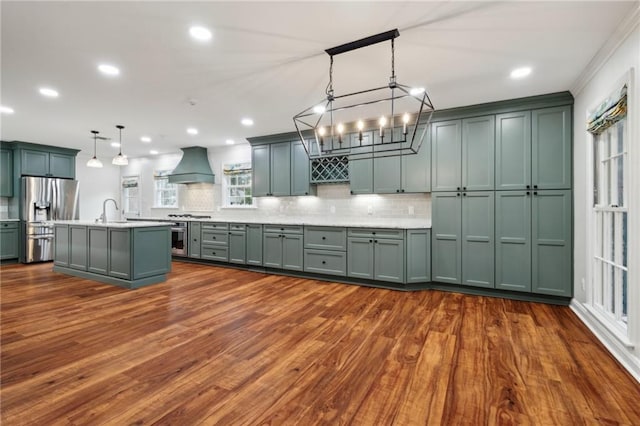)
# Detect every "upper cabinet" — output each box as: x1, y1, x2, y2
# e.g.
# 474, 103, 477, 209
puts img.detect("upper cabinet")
431, 120, 462, 192
0, 148, 13, 197
495, 111, 532, 190
291, 141, 316, 196
21, 149, 76, 179
251, 141, 292, 197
